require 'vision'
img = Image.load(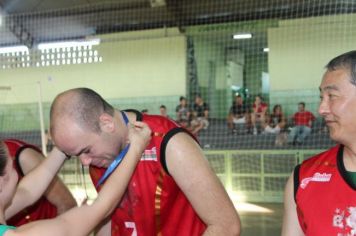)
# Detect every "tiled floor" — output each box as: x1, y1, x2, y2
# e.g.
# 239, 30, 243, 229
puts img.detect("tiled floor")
239, 203, 283, 236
